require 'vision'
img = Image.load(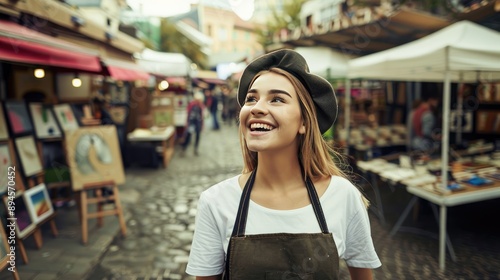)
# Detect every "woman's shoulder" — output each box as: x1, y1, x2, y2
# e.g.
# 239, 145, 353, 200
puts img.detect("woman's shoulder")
326, 175, 364, 198
200, 175, 241, 201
